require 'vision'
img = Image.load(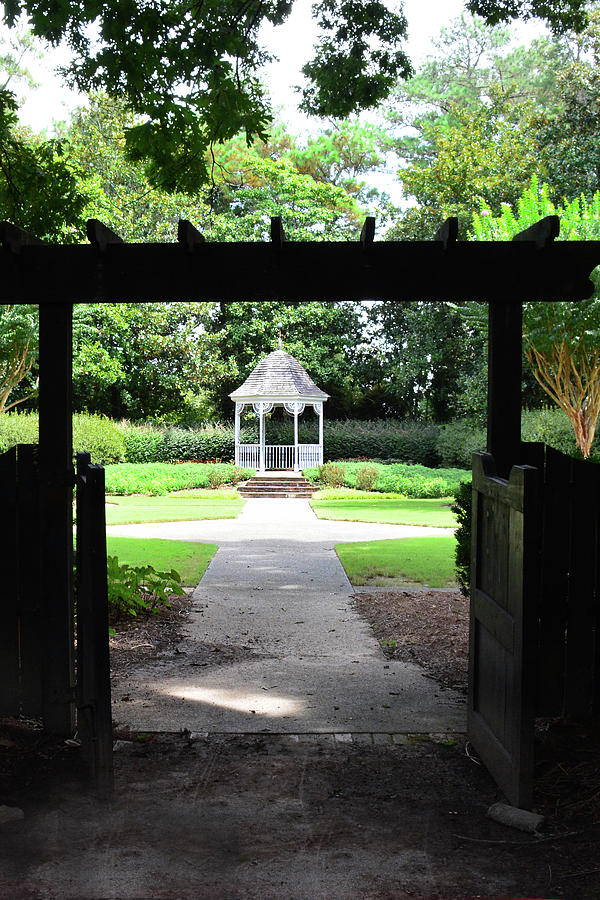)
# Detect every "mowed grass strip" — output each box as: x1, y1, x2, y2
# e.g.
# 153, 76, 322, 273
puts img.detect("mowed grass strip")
311, 496, 456, 528
105, 490, 245, 525
105, 537, 218, 587
335, 536, 457, 588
